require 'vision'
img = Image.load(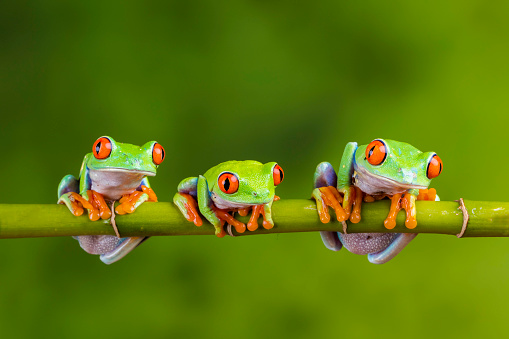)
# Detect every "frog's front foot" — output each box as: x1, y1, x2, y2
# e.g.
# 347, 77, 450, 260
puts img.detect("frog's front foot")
115, 185, 156, 215
58, 190, 111, 221
173, 192, 203, 226
383, 193, 417, 229
311, 186, 348, 223
244, 204, 275, 232
212, 208, 246, 237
